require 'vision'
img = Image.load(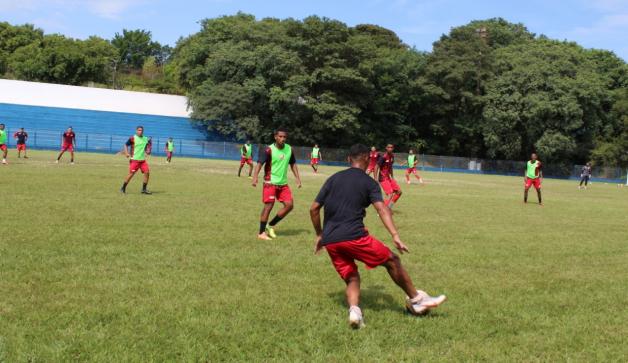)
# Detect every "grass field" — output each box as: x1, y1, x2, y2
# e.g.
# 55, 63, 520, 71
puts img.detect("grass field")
1, 150, 627, 362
